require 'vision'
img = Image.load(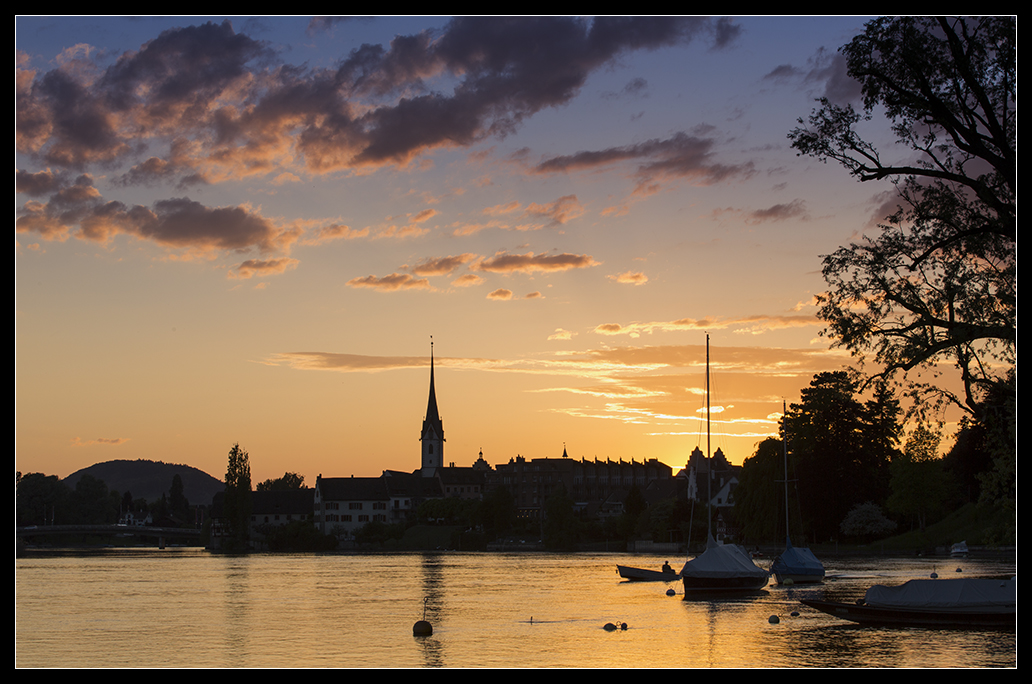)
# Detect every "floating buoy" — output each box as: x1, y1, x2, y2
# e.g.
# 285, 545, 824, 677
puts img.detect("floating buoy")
956, 567, 963, 573
620, 623, 628, 631
768, 615, 780, 624
790, 610, 800, 617
413, 597, 433, 636
603, 622, 617, 631
930, 571, 938, 578
666, 588, 675, 596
